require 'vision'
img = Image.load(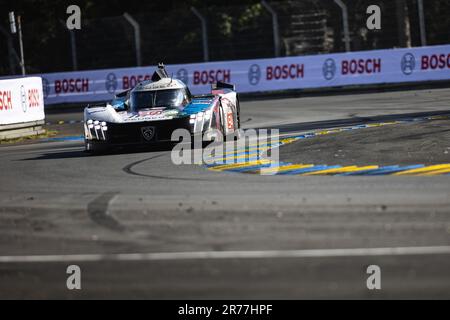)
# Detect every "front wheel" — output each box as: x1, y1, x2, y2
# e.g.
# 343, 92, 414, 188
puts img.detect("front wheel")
84, 139, 92, 153
84, 139, 108, 155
